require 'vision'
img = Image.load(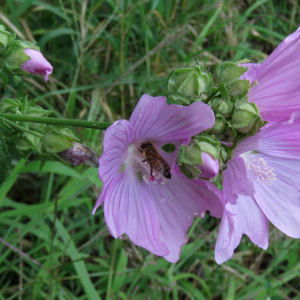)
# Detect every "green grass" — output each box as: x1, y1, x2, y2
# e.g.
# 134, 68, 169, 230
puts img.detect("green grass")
1, 0, 300, 299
